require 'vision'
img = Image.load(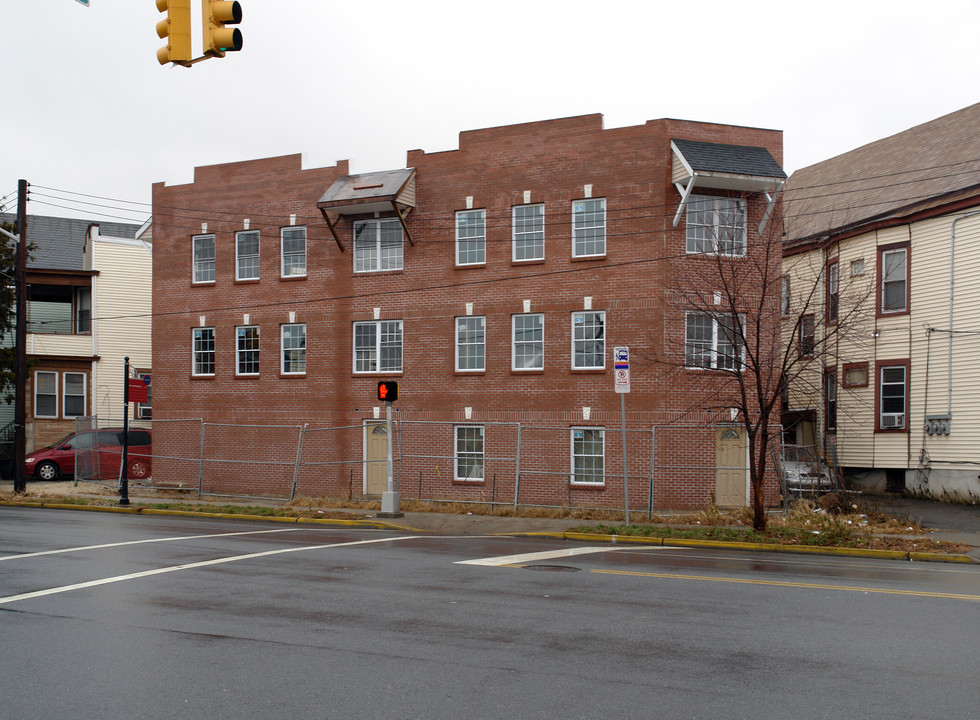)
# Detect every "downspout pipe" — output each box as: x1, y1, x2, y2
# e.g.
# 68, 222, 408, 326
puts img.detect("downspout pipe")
948, 210, 980, 417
